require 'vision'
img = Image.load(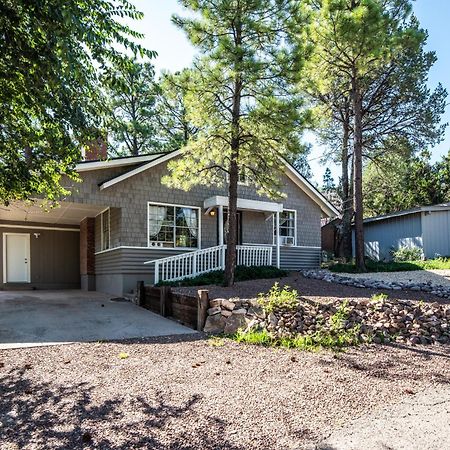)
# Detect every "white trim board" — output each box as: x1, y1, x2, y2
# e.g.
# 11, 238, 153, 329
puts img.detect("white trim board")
76, 153, 163, 172
99, 150, 182, 190
204, 195, 283, 213
0, 224, 80, 232
94, 245, 196, 256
